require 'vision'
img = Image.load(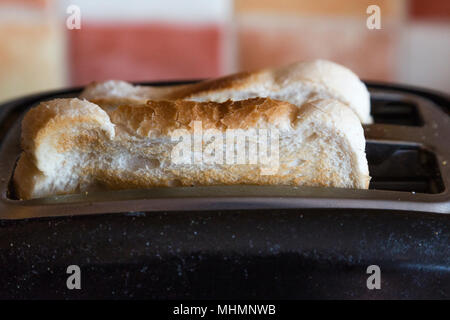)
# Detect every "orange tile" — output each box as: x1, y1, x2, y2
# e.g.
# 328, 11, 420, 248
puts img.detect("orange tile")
235, 0, 405, 18
238, 18, 398, 81
0, 0, 50, 8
